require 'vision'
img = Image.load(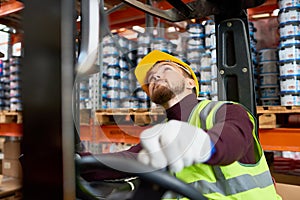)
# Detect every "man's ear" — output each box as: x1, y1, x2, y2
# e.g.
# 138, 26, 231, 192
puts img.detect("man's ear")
185, 78, 196, 90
